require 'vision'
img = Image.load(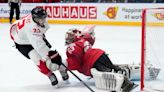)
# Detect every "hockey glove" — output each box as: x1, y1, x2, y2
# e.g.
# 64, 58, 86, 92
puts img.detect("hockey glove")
48, 50, 62, 65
